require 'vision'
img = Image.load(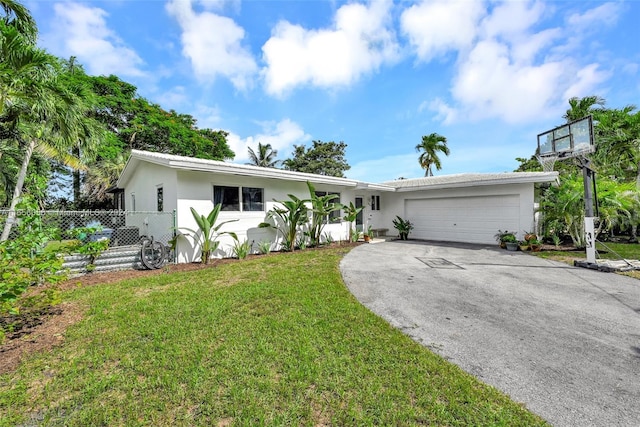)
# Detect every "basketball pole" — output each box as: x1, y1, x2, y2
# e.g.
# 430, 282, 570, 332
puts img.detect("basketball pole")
580, 157, 597, 264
